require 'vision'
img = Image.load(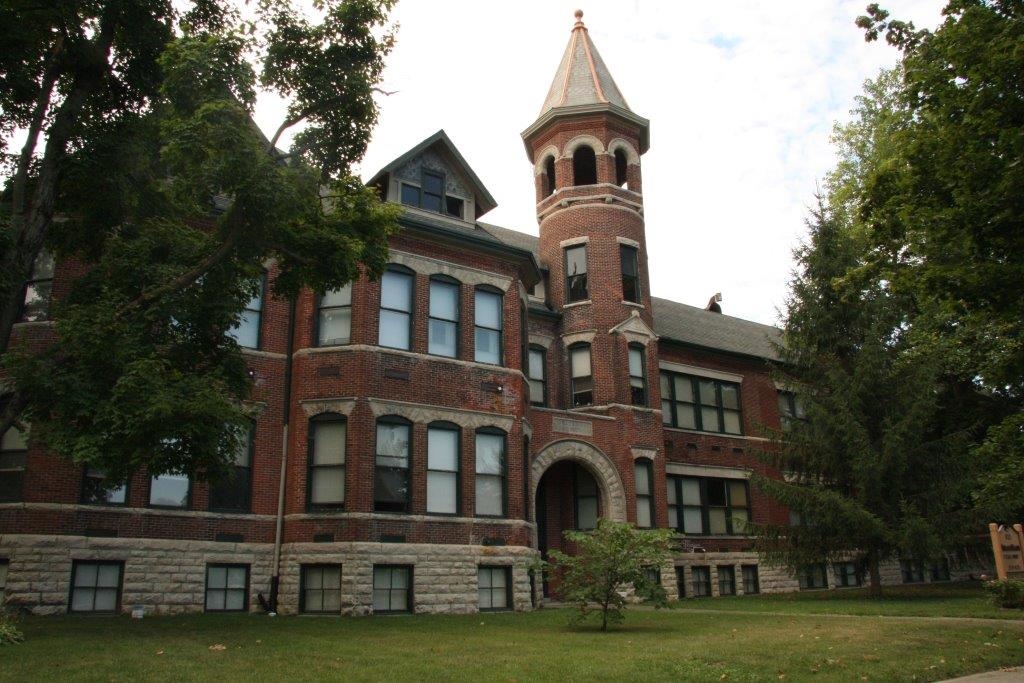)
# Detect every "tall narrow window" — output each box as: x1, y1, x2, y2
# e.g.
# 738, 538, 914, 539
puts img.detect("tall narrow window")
474, 287, 502, 365
0, 424, 28, 503
373, 565, 412, 613
572, 145, 596, 185
428, 277, 459, 357
528, 346, 546, 406
205, 564, 248, 611
81, 468, 127, 505
742, 565, 760, 594
620, 244, 640, 303
427, 423, 459, 515
614, 149, 628, 187
421, 170, 444, 213
379, 266, 413, 350
717, 565, 736, 595
228, 274, 265, 349
692, 566, 711, 597
317, 284, 352, 346
308, 415, 346, 508
70, 561, 122, 613
544, 156, 556, 196
569, 344, 593, 407
301, 565, 342, 614
374, 418, 410, 512
635, 459, 653, 528
475, 428, 505, 517
564, 245, 588, 303
21, 251, 54, 322
0, 559, 7, 597
628, 344, 647, 406
210, 423, 253, 512
574, 465, 599, 530
149, 473, 189, 508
